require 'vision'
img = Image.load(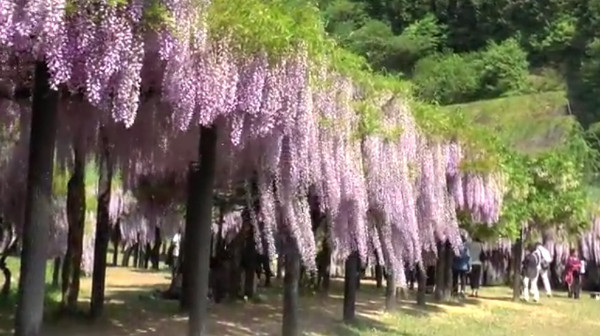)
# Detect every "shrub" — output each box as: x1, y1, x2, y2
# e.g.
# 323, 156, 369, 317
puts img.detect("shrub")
476, 38, 530, 98
412, 53, 481, 105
